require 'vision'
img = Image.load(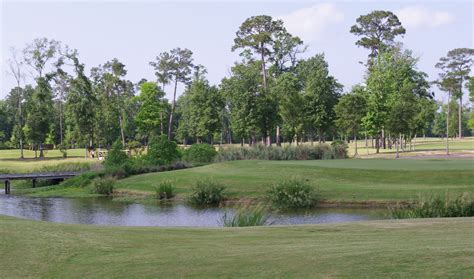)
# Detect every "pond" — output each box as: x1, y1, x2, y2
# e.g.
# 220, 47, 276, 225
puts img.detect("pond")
0, 195, 389, 227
